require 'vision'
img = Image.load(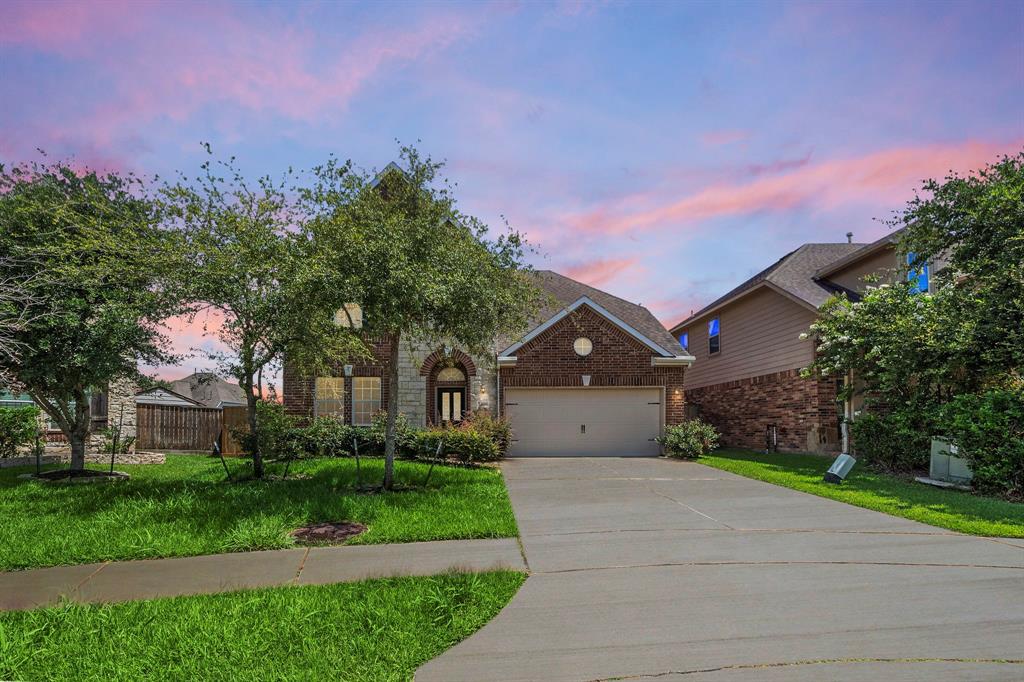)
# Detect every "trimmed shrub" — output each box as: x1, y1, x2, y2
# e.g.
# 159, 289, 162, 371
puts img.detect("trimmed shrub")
232, 401, 300, 460
415, 428, 500, 463
942, 388, 1024, 499
850, 411, 930, 472
462, 412, 512, 457
657, 419, 719, 459
292, 417, 353, 458
0, 405, 40, 457
366, 411, 418, 457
